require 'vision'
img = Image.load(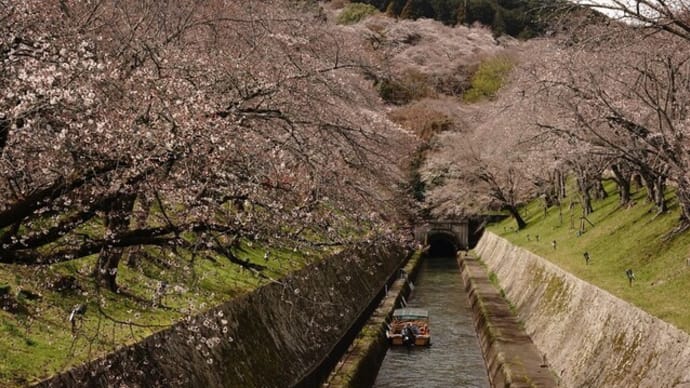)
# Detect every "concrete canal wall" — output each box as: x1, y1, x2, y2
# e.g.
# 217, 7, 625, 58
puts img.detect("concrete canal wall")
324, 251, 425, 387
474, 232, 690, 388
38, 241, 408, 388
460, 255, 556, 387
